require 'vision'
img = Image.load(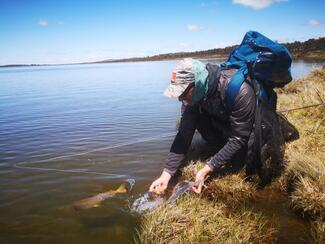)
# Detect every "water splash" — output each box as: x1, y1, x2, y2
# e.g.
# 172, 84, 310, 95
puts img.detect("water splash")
131, 181, 199, 214
131, 192, 164, 214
